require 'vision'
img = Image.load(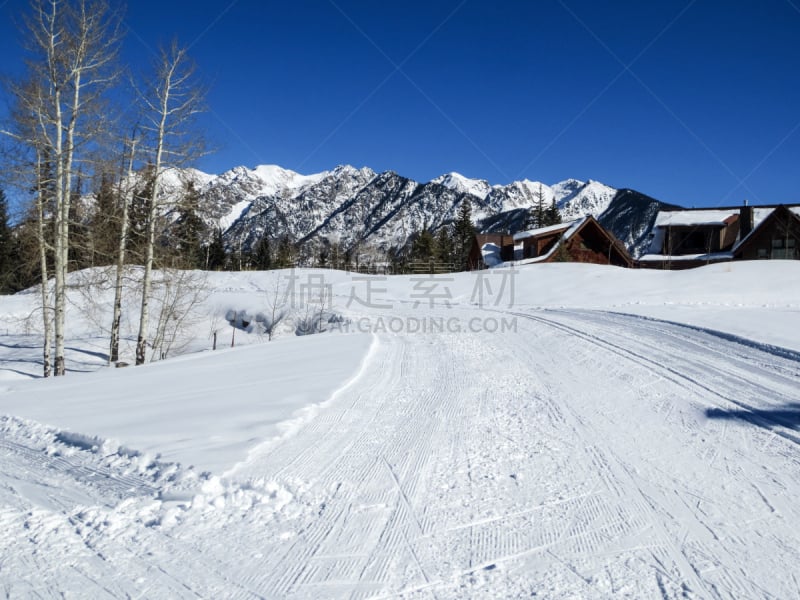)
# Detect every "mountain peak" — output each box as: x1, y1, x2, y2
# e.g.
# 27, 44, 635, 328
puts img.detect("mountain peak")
431, 172, 492, 199
330, 164, 376, 180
